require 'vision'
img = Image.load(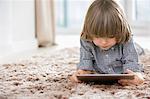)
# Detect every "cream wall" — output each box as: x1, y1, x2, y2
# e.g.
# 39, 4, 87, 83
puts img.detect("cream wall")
0, 0, 38, 57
